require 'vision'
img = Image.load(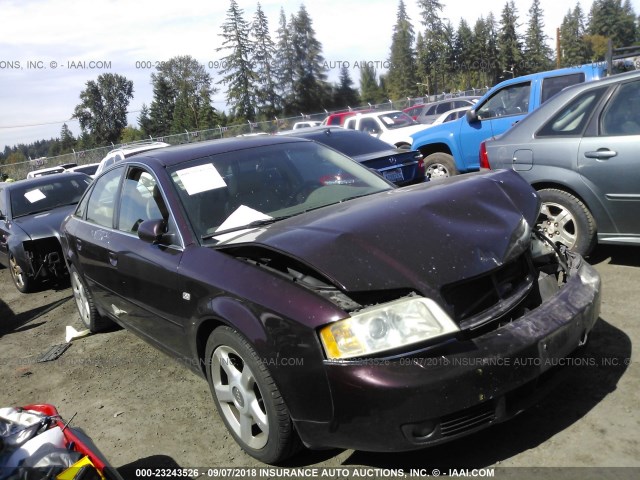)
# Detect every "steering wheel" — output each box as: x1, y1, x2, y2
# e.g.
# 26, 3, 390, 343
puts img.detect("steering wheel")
495, 106, 507, 116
